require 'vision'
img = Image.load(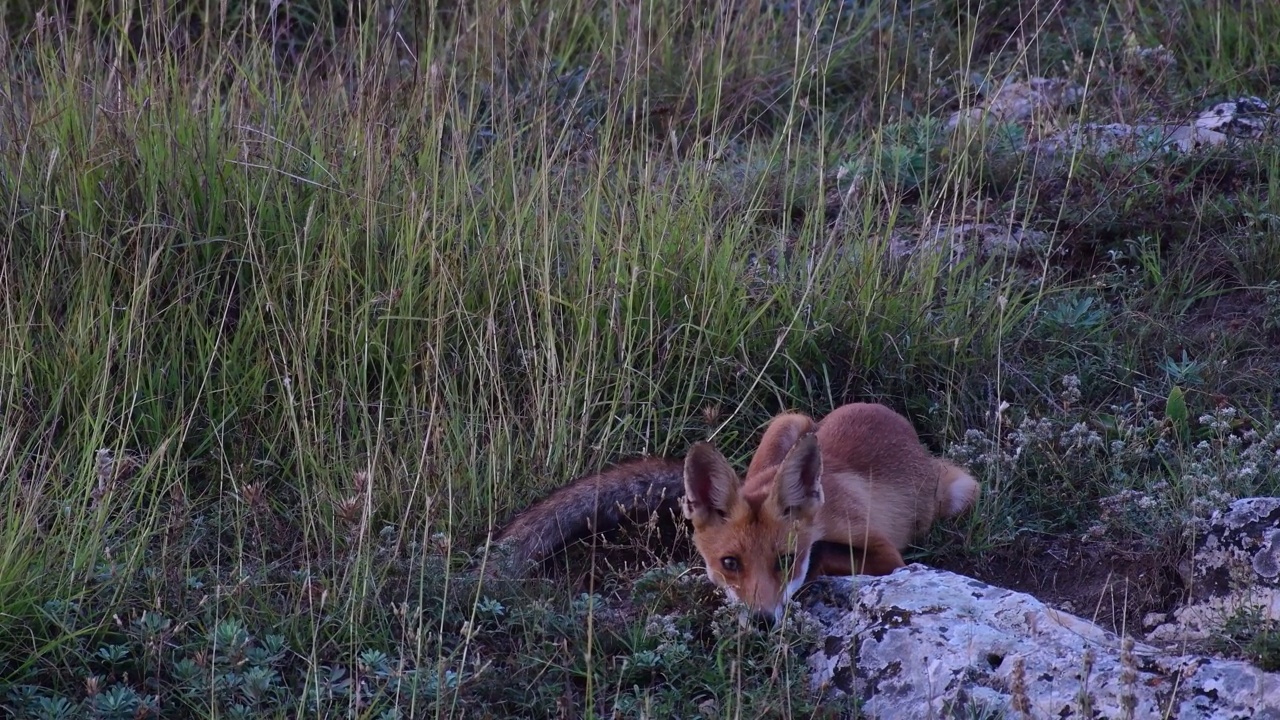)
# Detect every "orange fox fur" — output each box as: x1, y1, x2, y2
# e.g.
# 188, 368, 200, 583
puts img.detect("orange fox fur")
492, 403, 978, 622
681, 403, 979, 621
